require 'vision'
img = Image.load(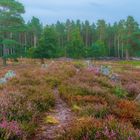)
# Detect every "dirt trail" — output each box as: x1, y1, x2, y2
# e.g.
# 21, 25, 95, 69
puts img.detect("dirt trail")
33, 88, 74, 140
